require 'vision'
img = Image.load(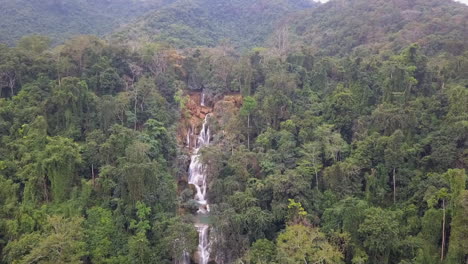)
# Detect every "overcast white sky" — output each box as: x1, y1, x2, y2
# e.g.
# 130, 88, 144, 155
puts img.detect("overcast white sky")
314, 0, 468, 4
